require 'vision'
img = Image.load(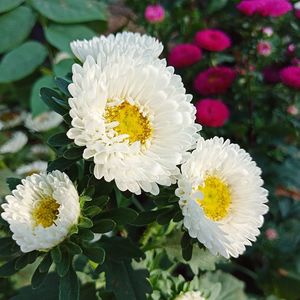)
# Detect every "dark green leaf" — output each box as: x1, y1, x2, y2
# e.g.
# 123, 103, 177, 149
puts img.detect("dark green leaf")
51, 246, 62, 265
156, 207, 178, 225
64, 241, 82, 255
47, 157, 75, 172
63, 147, 83, 160
63, 113, 72, 125
0, 0, 24, 13
56, 251, 70, 277
15, 252, 38, 270
48, 133, 70, 147
96, 208, 138, 226
130, 209, 169, 226
55, 77, 71, 96
78, 216, 93, 228
0, 41, 47, 83
39, 254, 52, 273
83, 246, 105, 264
0, 259, 18, 277
83, 205, 101, 218
78, 229, 94, 241
31, 266, 48, 289
93, 196, 110, 208
0, 6, 35, 53
92, 219, 116, 234
30, 0, 107, 23
40, 87, 68, 115
6, 177, 21, 191
59, 268, 79, 300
